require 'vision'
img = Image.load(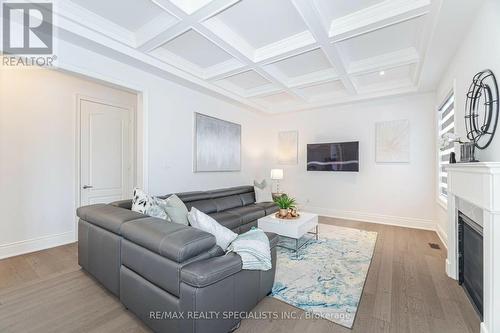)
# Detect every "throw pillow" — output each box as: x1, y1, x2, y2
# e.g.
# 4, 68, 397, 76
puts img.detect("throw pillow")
131, 188, 170, 221
253, 179, 267, 190
163, 194, 189, 225
147, 197, 170, 221
188, 208, 237, 251
131, 188, 151, 214
254, 180, 273, 203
